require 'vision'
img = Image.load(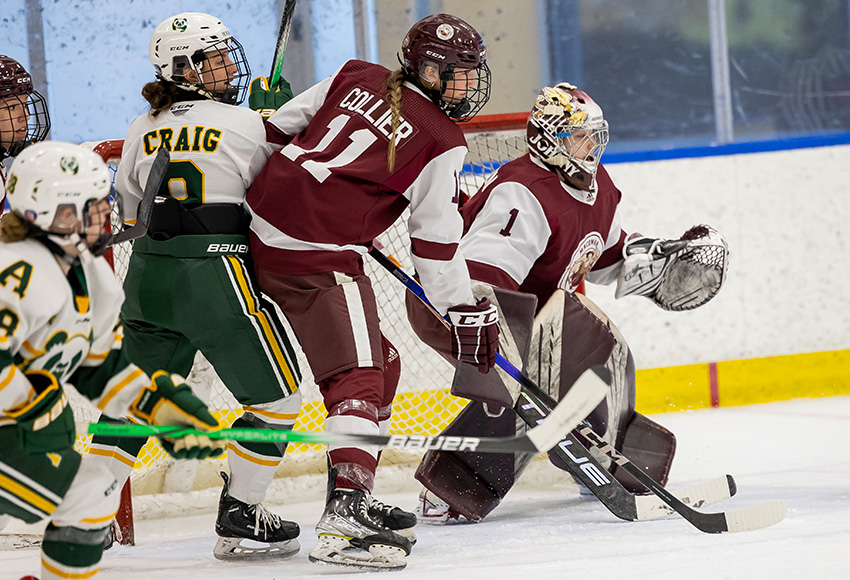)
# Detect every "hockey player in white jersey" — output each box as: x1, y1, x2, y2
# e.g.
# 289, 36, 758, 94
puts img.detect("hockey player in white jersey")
0, 141, 224, 580
101, 12, 304, 561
